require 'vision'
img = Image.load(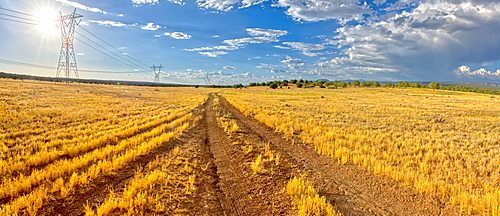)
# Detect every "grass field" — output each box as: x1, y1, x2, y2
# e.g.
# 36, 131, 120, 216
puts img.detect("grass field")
0, 79, 498, 215
225, 86, 500, 215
